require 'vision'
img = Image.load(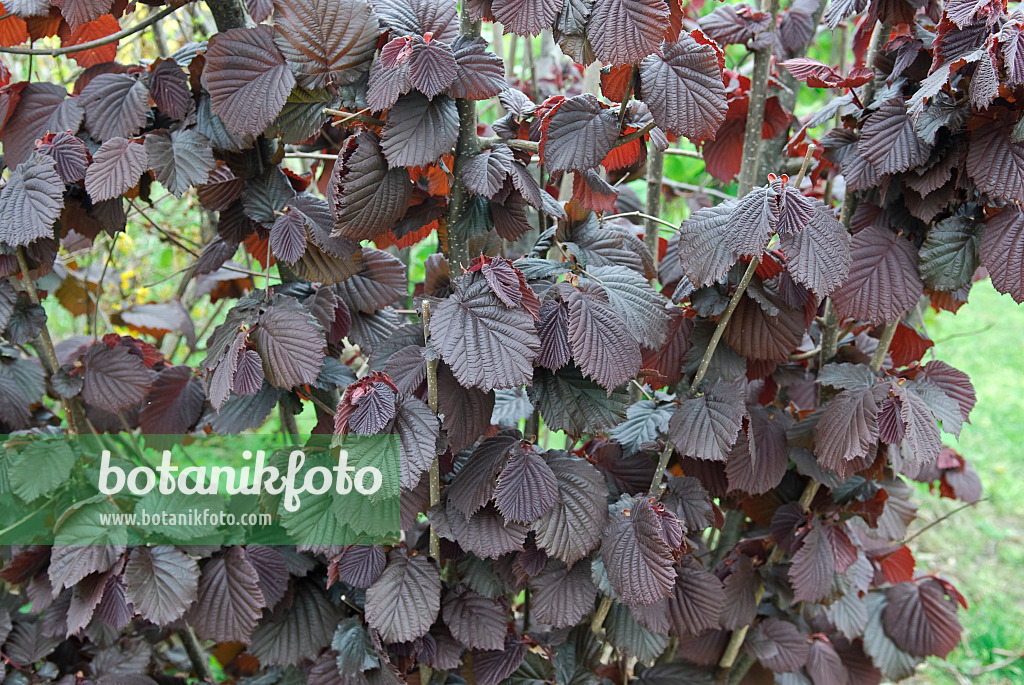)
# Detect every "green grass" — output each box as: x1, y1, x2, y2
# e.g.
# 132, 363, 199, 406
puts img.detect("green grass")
906, 282, 1024, 684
